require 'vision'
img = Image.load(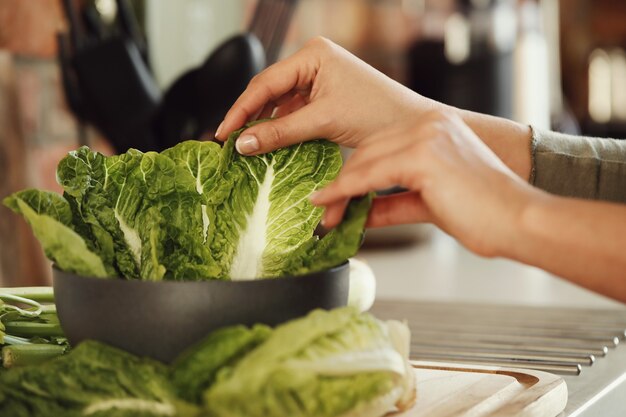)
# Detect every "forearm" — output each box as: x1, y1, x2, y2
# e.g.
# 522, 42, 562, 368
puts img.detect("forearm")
508, 191, 626, 303
435, 103, 533, 181
439, 100, 626, 204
